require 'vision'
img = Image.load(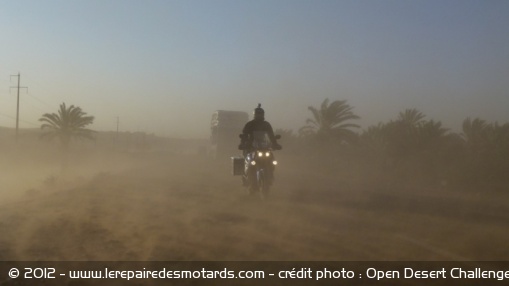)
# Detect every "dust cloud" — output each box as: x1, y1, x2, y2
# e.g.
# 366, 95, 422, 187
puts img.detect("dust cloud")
0, 126, 508, 264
